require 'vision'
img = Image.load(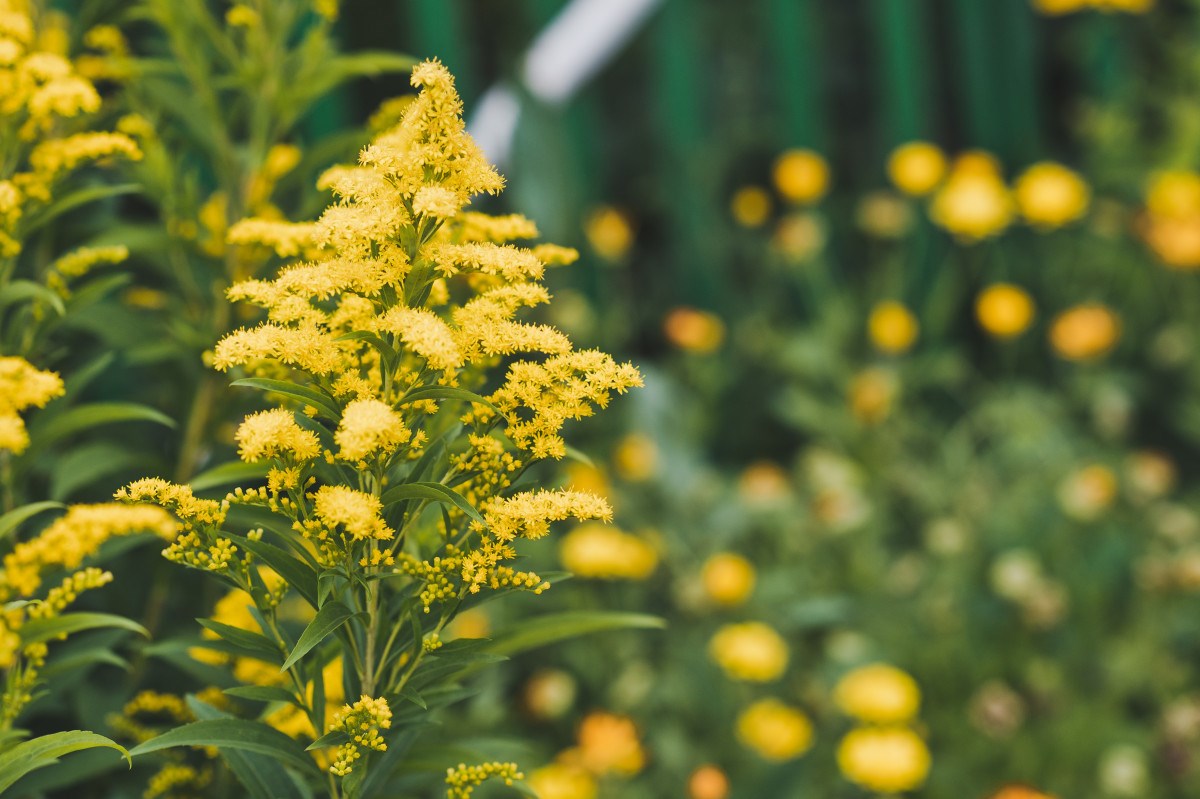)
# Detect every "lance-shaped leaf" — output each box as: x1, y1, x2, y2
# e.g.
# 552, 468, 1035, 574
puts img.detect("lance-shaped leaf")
231, 378, 340, 421
280, 600, 357, 672
380, 482, 485, 526
0, 731, 129, 794
128, 719, 319, 776
20, 613, 148, 646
